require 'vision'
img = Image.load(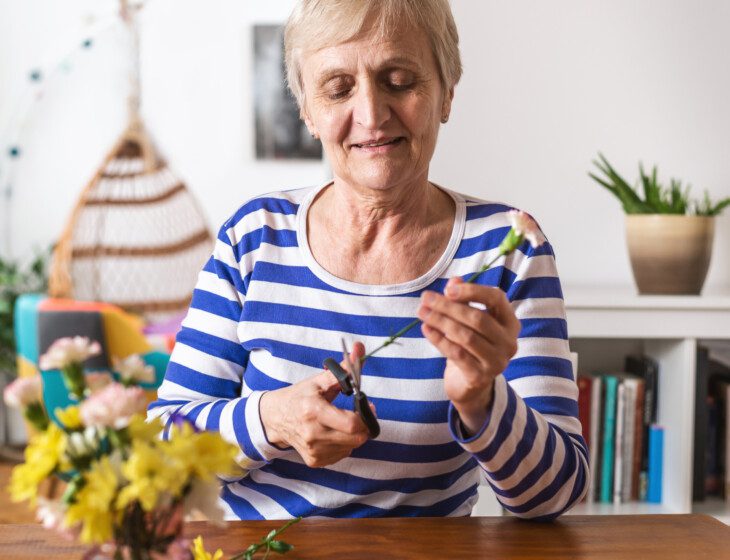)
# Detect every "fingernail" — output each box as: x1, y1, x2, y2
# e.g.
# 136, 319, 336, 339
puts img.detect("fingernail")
417, 306, 430, 320
445, 284, 460, 297
422, 291, 435, 305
